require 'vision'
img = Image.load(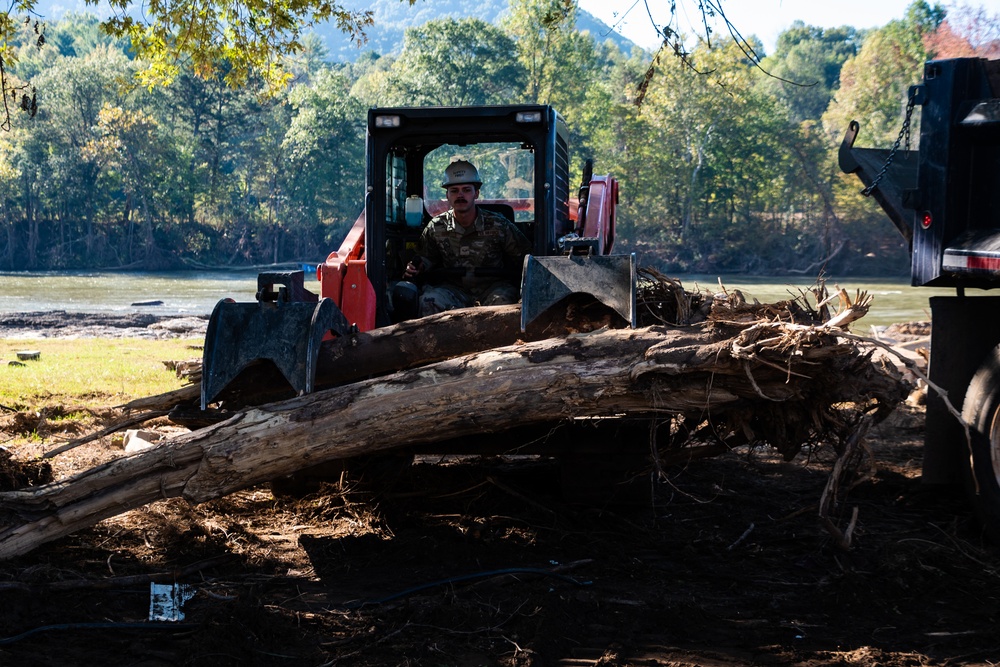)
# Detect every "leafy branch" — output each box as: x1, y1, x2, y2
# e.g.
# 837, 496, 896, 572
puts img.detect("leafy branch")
1, 0, 374, 131
1, 2, 41, 131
